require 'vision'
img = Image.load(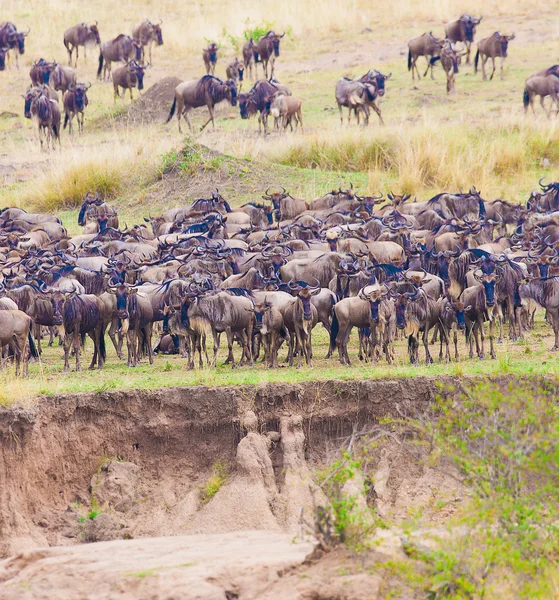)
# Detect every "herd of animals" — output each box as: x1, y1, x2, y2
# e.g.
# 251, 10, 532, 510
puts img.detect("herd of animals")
0, 182, 558, 376
1, 14, 558, 150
